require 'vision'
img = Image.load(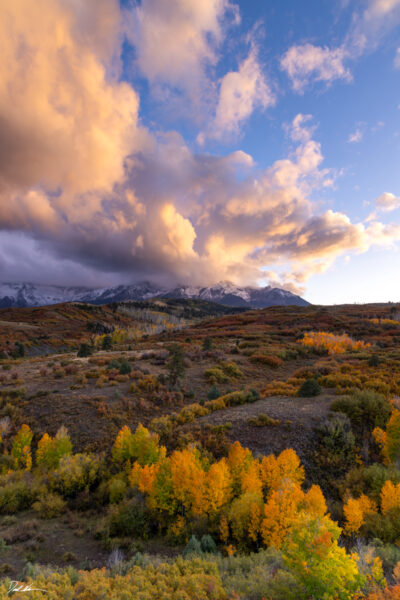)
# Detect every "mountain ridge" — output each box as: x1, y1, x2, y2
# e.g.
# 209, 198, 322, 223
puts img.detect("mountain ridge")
0, 281, 310, 309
